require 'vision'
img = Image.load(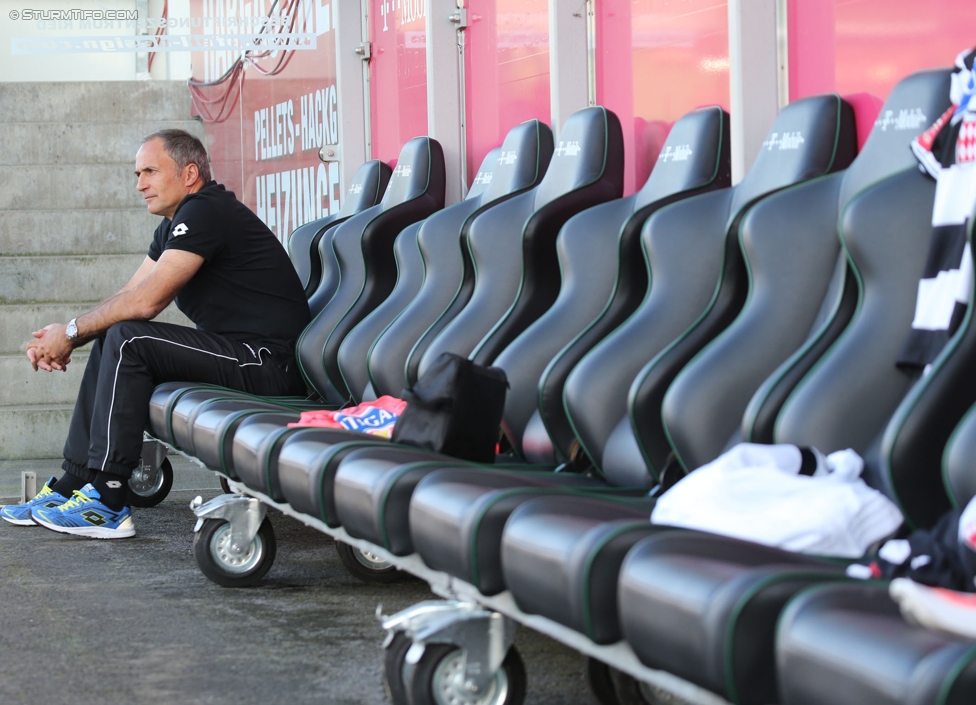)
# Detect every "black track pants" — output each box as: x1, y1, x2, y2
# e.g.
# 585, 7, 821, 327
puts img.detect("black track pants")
62, 320, 307, 480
